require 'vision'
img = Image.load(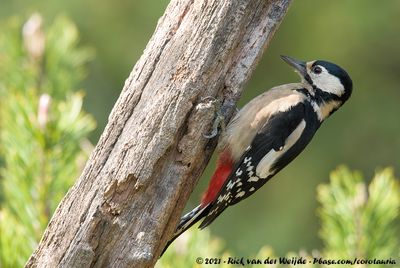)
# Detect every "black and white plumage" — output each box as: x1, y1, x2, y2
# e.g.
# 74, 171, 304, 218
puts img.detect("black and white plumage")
200, 101, 319, 227
162, 55, 353, 253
